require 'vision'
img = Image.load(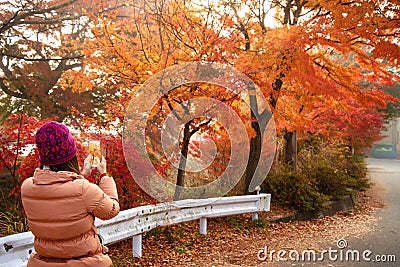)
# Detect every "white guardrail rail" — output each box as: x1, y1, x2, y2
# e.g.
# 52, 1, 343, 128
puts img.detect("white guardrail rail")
0, 193, 271, 267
